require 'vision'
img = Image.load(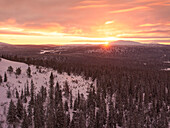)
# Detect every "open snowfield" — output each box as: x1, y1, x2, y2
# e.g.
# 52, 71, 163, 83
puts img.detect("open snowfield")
0, 58, 95, 127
